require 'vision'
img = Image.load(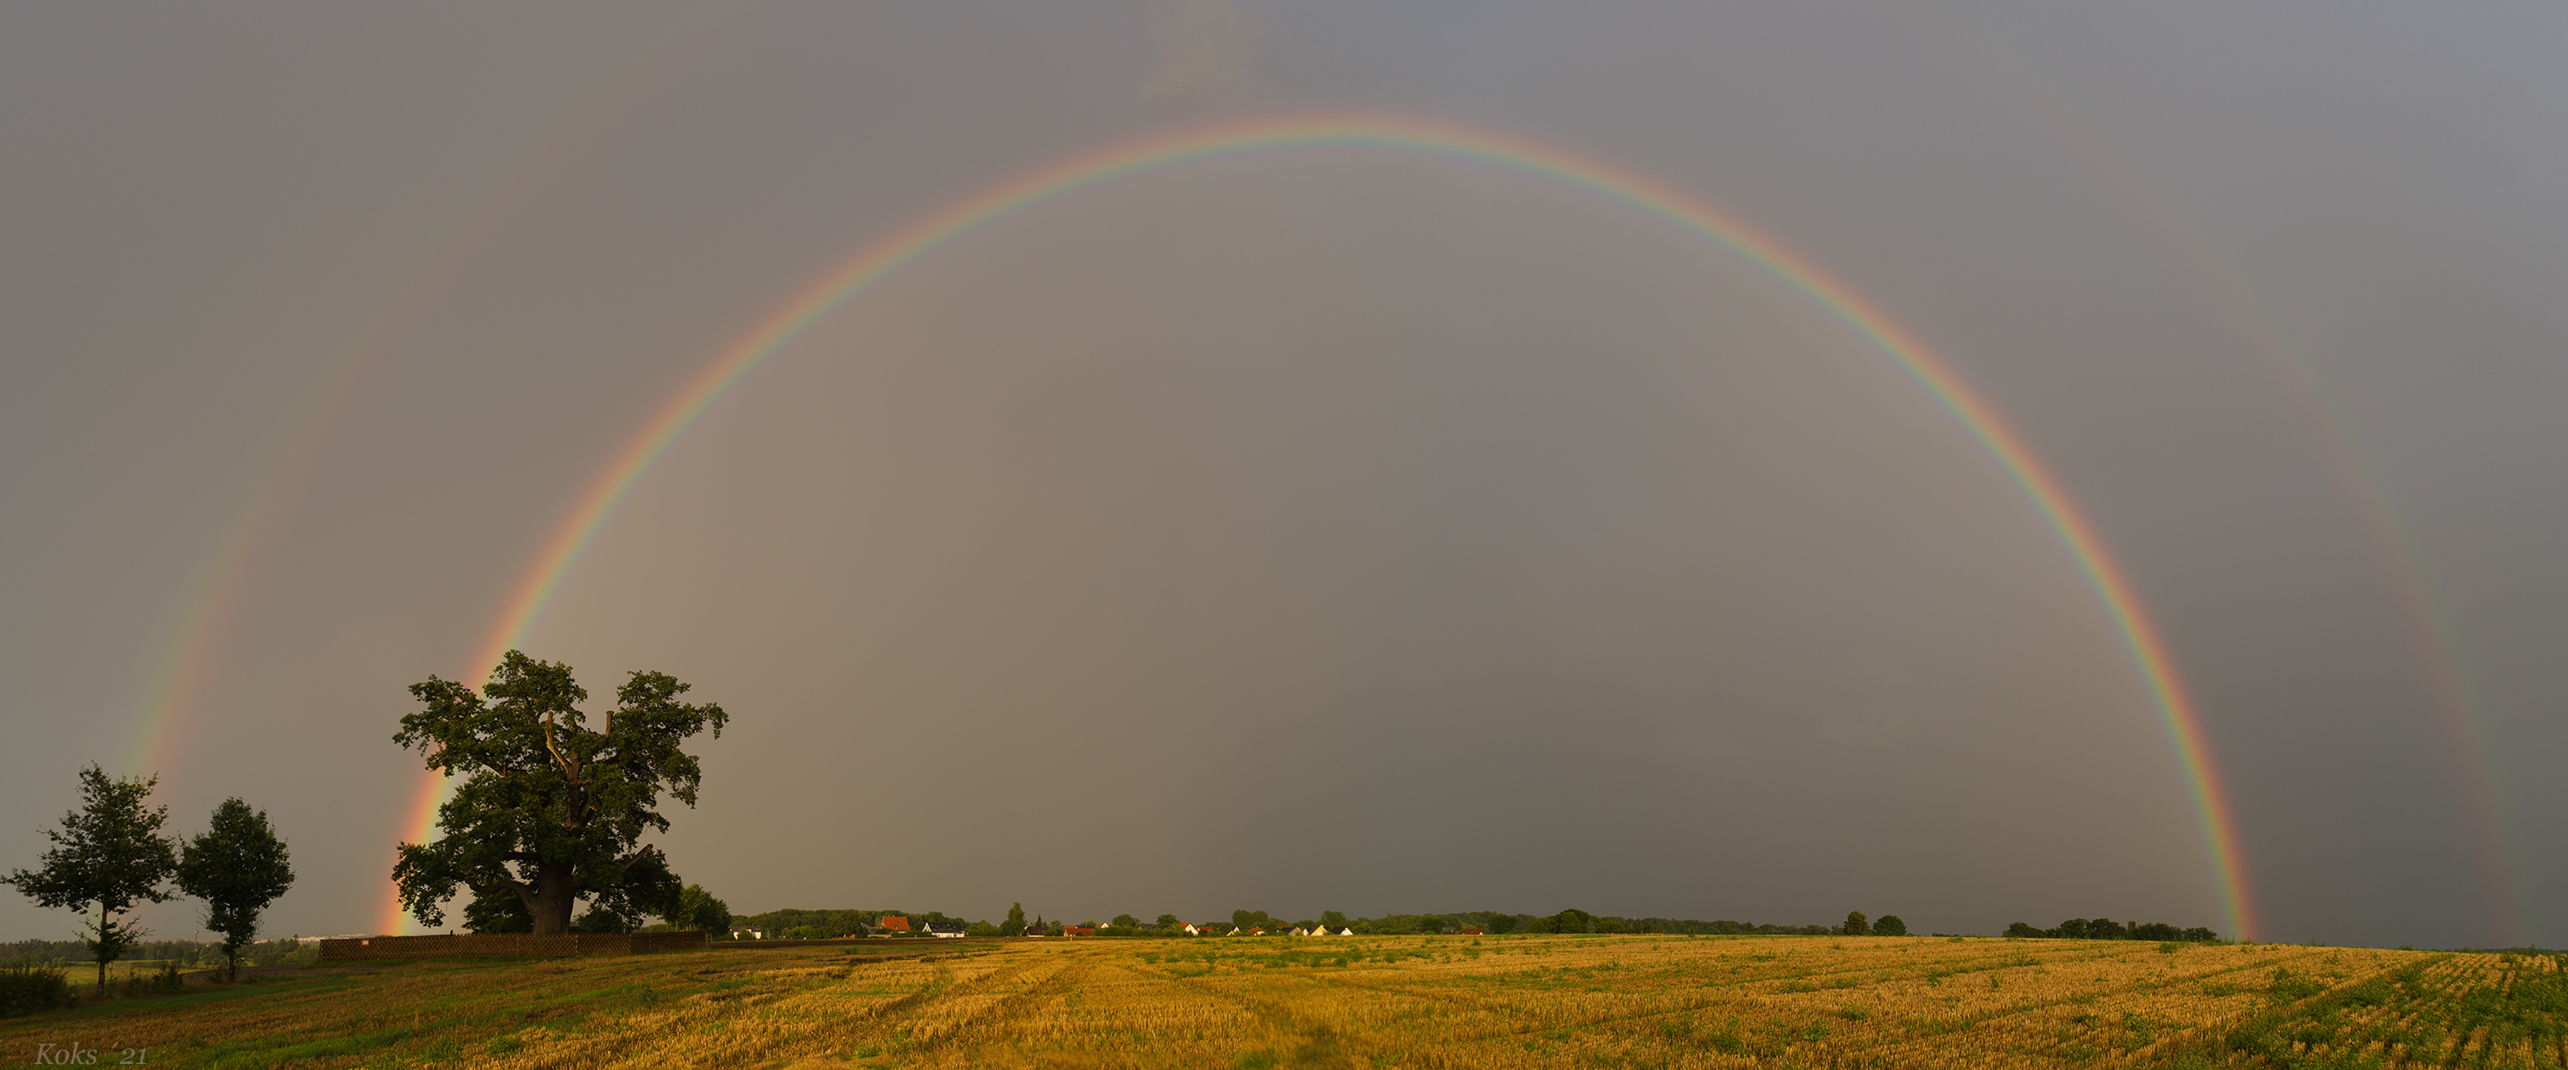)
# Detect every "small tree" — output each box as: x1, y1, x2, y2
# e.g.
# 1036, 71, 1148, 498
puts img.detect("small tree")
174, 798, 295, 981
4, 766, 180, 993
673, 884, 731, 936
1841, 911, 1869, 936
1111, 913, 1139, 929
1320, 910, 1348, 931
1002, 902, 1028, 937
1153, 913, 1180, 930
1873, 914, 1908, 937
